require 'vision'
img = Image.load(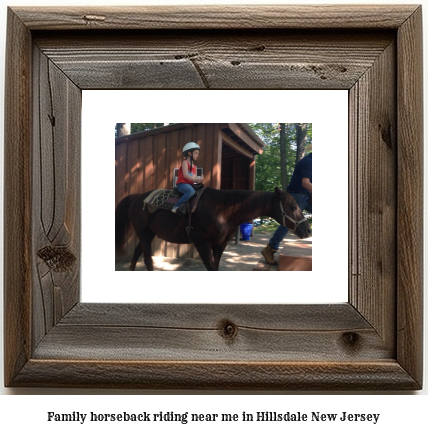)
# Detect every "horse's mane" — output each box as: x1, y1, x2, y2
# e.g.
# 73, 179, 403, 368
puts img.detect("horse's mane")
204, 187, 276, 219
